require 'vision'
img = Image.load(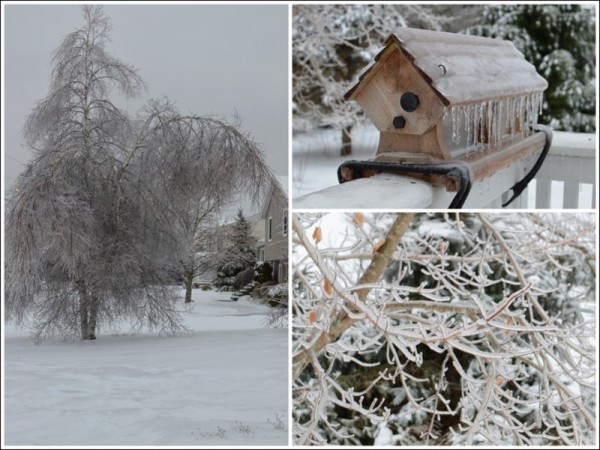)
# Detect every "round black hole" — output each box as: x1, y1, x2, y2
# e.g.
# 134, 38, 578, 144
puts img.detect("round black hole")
401, 92, 419, 112
392, 116, 405, 129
